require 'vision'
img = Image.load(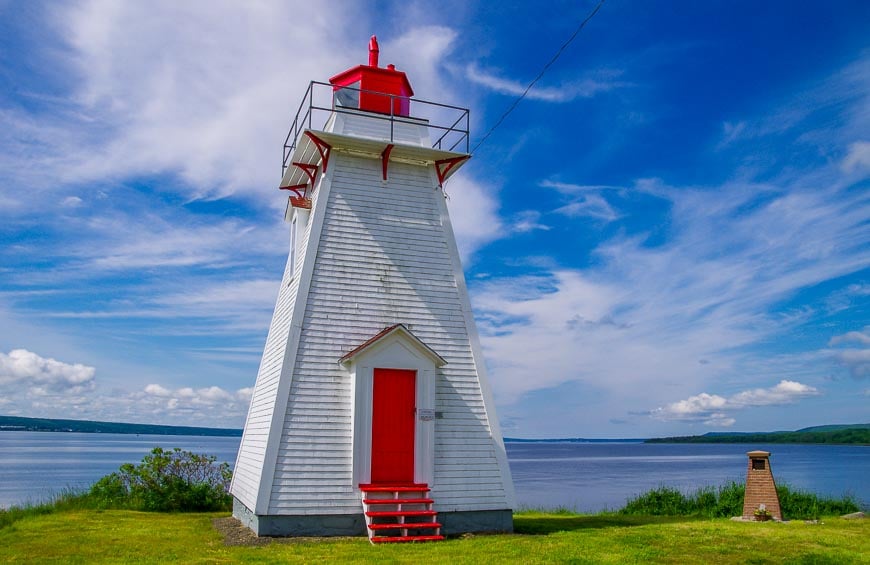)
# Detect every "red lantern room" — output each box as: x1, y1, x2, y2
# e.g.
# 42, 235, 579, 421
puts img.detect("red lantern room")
329, 36, 414, 116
